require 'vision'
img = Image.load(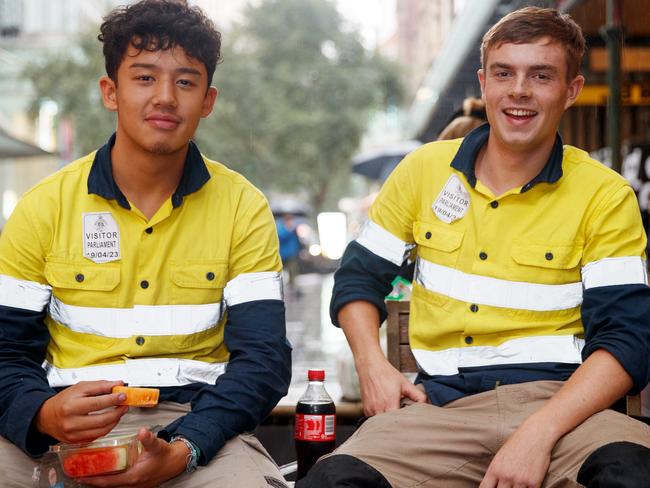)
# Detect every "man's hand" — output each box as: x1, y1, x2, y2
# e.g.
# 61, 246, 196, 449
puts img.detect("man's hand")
358, 356, 427, 416
479, 415, 556, 488
35, 380, 128, 443
79, 427, 189, 488
338, 300, 428, 416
